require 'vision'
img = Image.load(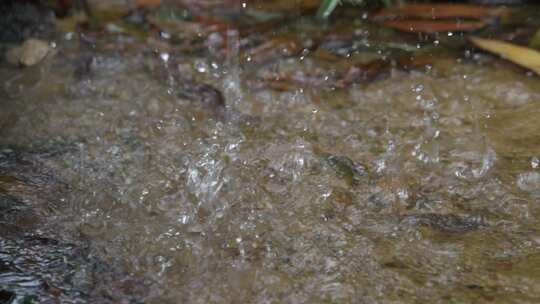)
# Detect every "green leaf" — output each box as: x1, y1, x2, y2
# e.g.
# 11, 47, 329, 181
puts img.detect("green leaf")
317, 0, 386, 19
317, 0, 341, 19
